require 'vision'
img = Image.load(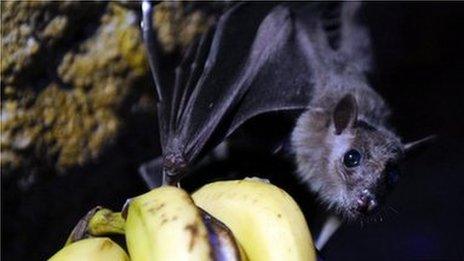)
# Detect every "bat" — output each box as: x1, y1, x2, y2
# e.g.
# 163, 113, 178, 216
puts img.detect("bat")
139, 1, 433, 229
